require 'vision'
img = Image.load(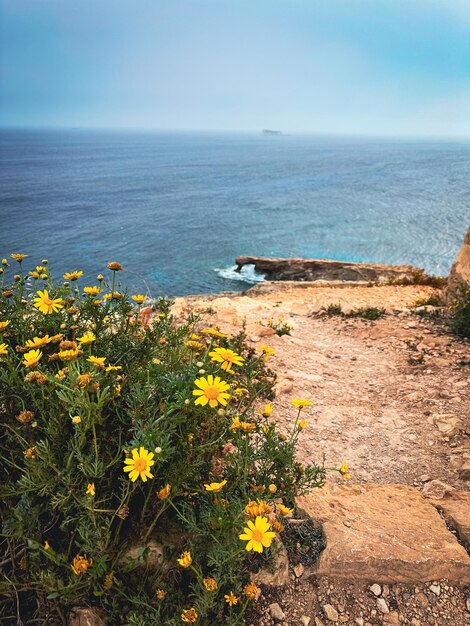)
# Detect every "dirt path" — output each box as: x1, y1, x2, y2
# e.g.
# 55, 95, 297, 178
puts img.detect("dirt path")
174, 284, 470, 489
